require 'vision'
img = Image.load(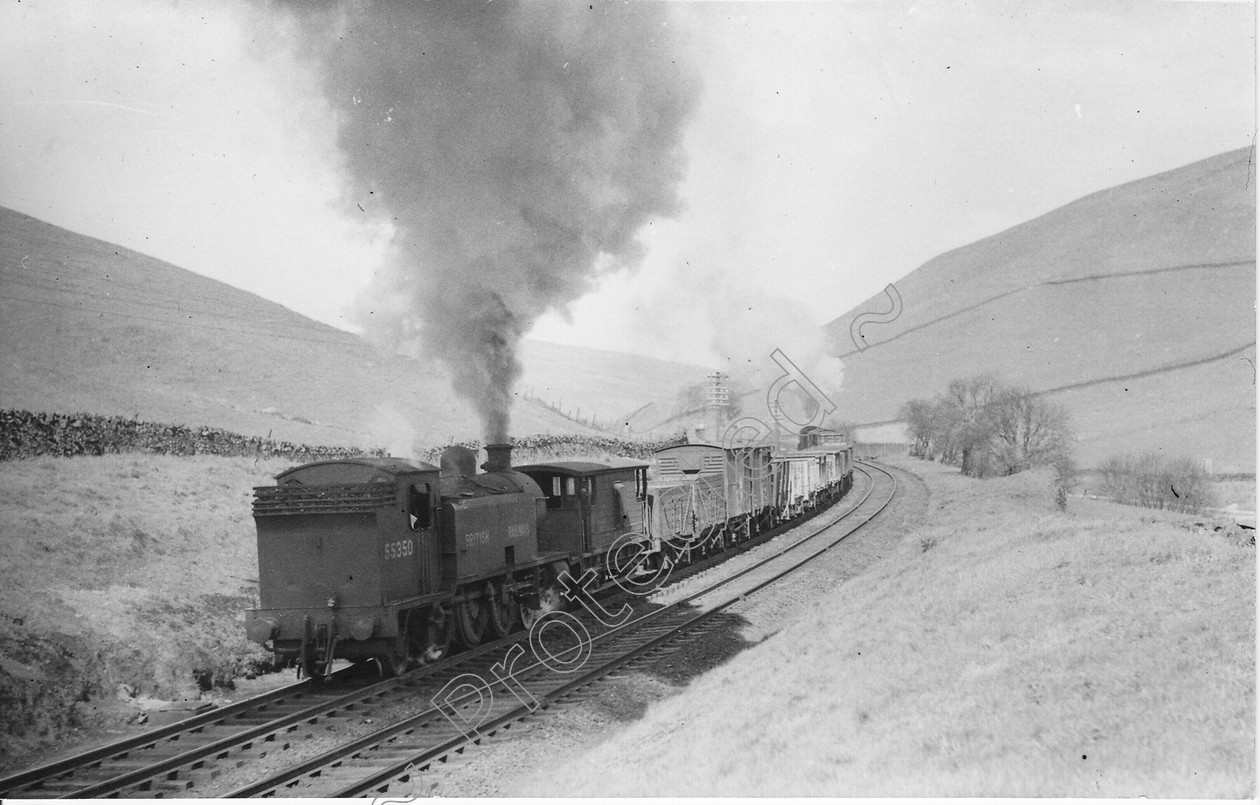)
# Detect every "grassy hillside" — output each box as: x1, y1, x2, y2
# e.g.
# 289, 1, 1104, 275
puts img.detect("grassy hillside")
1043, 341, 1256, 471
0, 454, 287, 770
0, 207, 678, 449
518, 339, 711, 435
508, 460, 1255, 797
822, 148, 1256, 472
